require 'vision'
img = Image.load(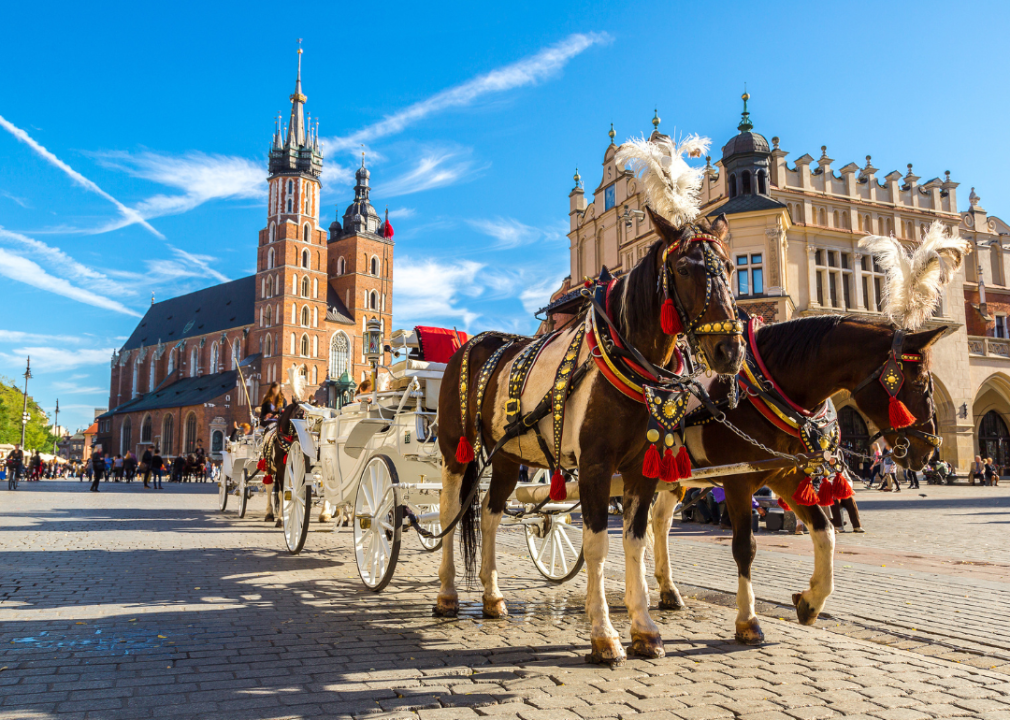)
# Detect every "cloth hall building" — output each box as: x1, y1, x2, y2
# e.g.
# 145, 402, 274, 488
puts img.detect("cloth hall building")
96, 55, 395, 460
557, 98, 1010, 472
